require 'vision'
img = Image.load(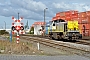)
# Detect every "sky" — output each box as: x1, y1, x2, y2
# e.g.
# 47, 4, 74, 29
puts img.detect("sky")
0, 0, 90, 29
